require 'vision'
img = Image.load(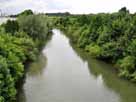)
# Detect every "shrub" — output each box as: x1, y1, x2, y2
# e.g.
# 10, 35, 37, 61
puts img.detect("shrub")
85, 44, 101, 57
18, 15, 49, 41
2, 20, 19, 34
117, 56, 135, 78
